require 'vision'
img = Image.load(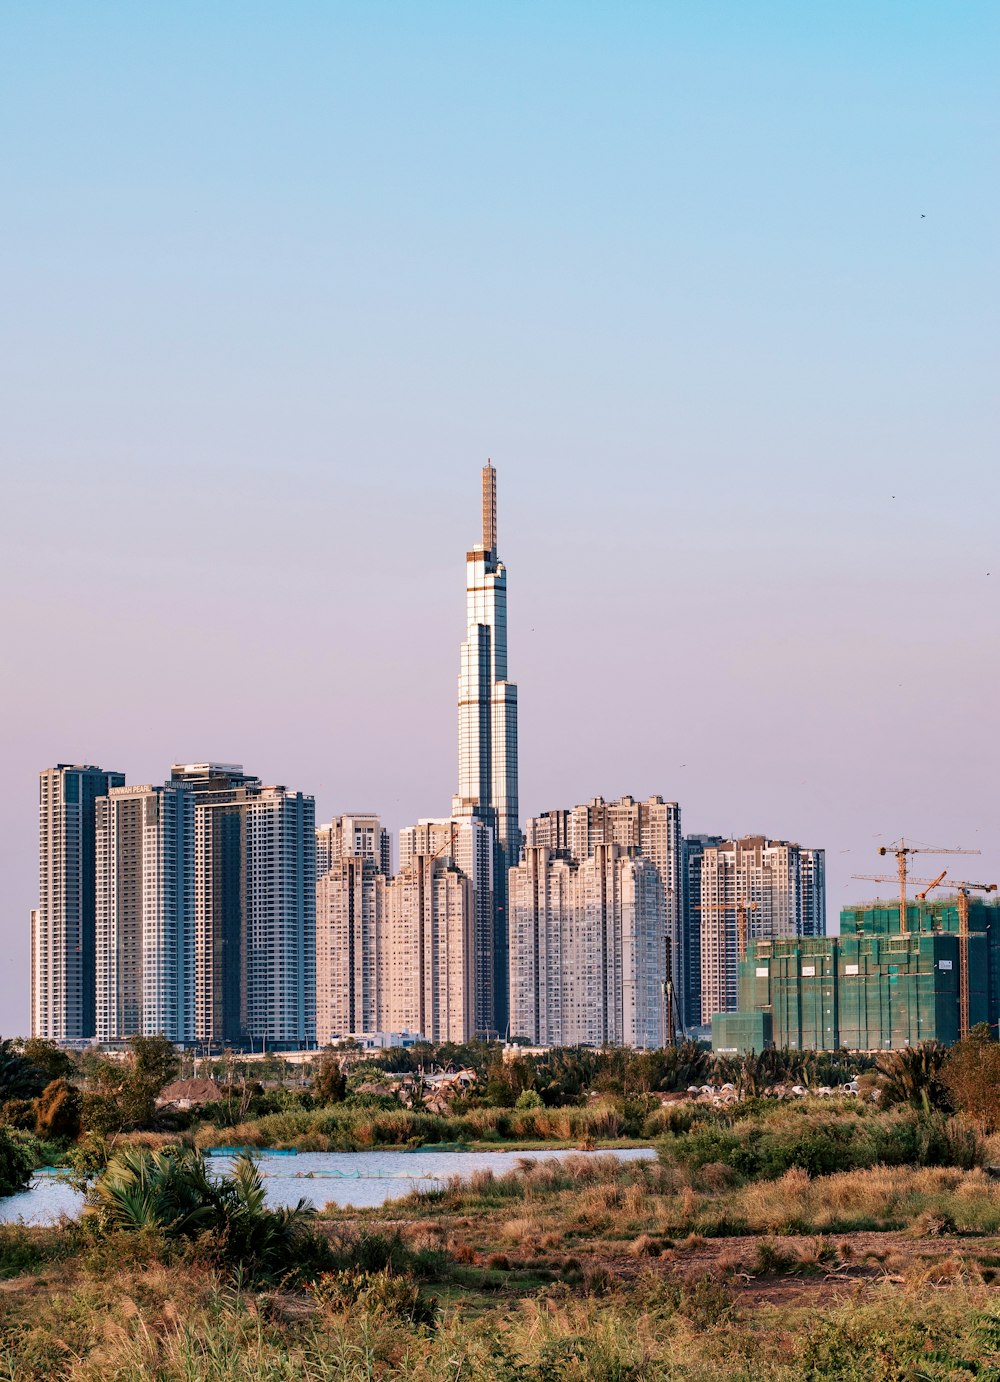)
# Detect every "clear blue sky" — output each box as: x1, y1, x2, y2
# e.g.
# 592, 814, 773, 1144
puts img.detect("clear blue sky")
1, 3, 997, 1035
